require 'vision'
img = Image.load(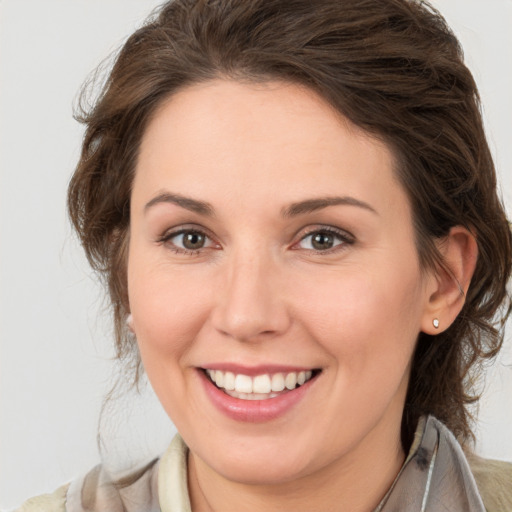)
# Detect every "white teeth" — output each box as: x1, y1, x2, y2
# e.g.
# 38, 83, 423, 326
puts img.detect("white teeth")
253, 374, 271, 394
234, 374, 253, 393
225, 391, 281, 400
205, 368, 316, 398
223, 371, 235, 391
214, 370, 224, 388
285, 372, 297, 390
271, 373, 285, 392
